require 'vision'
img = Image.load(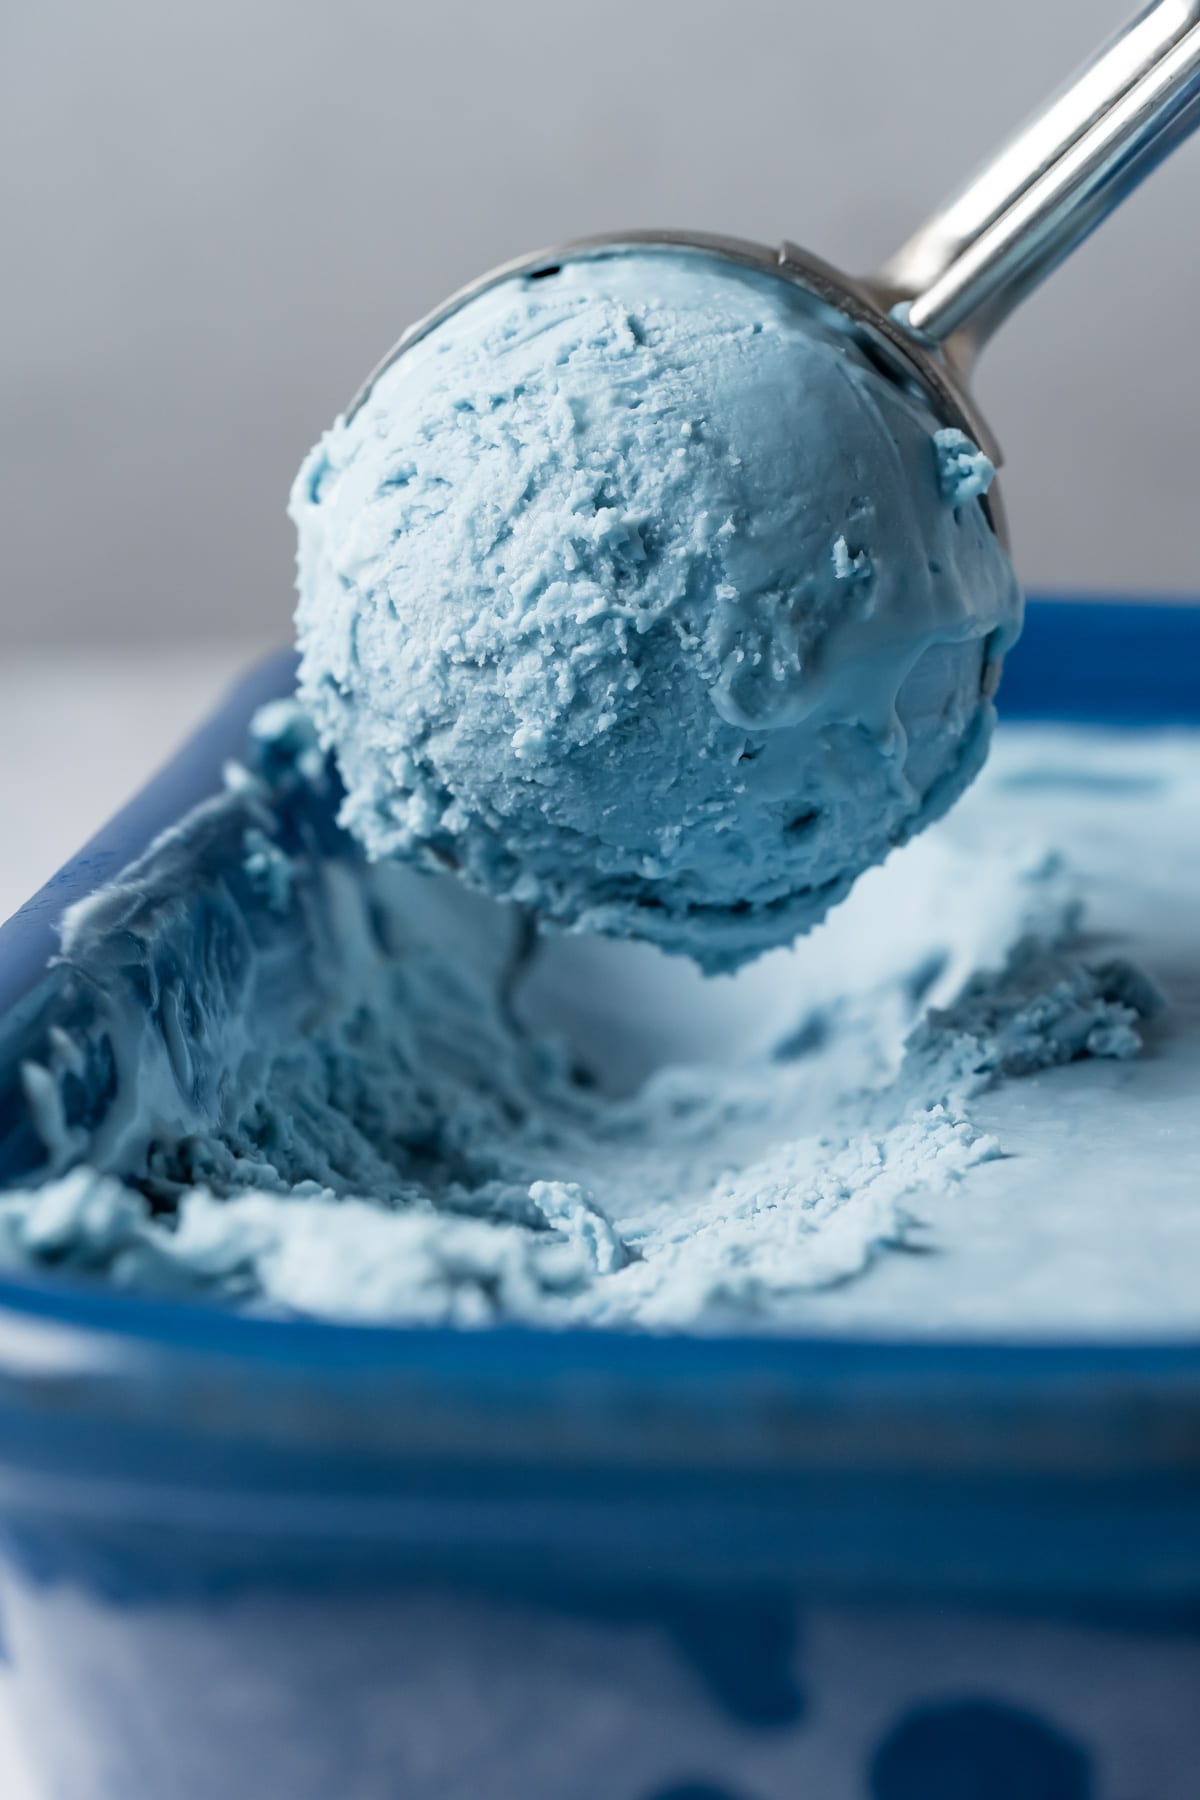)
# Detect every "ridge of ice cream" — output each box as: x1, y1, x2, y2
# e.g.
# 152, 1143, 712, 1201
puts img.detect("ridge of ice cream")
292, 249, 1022, 970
